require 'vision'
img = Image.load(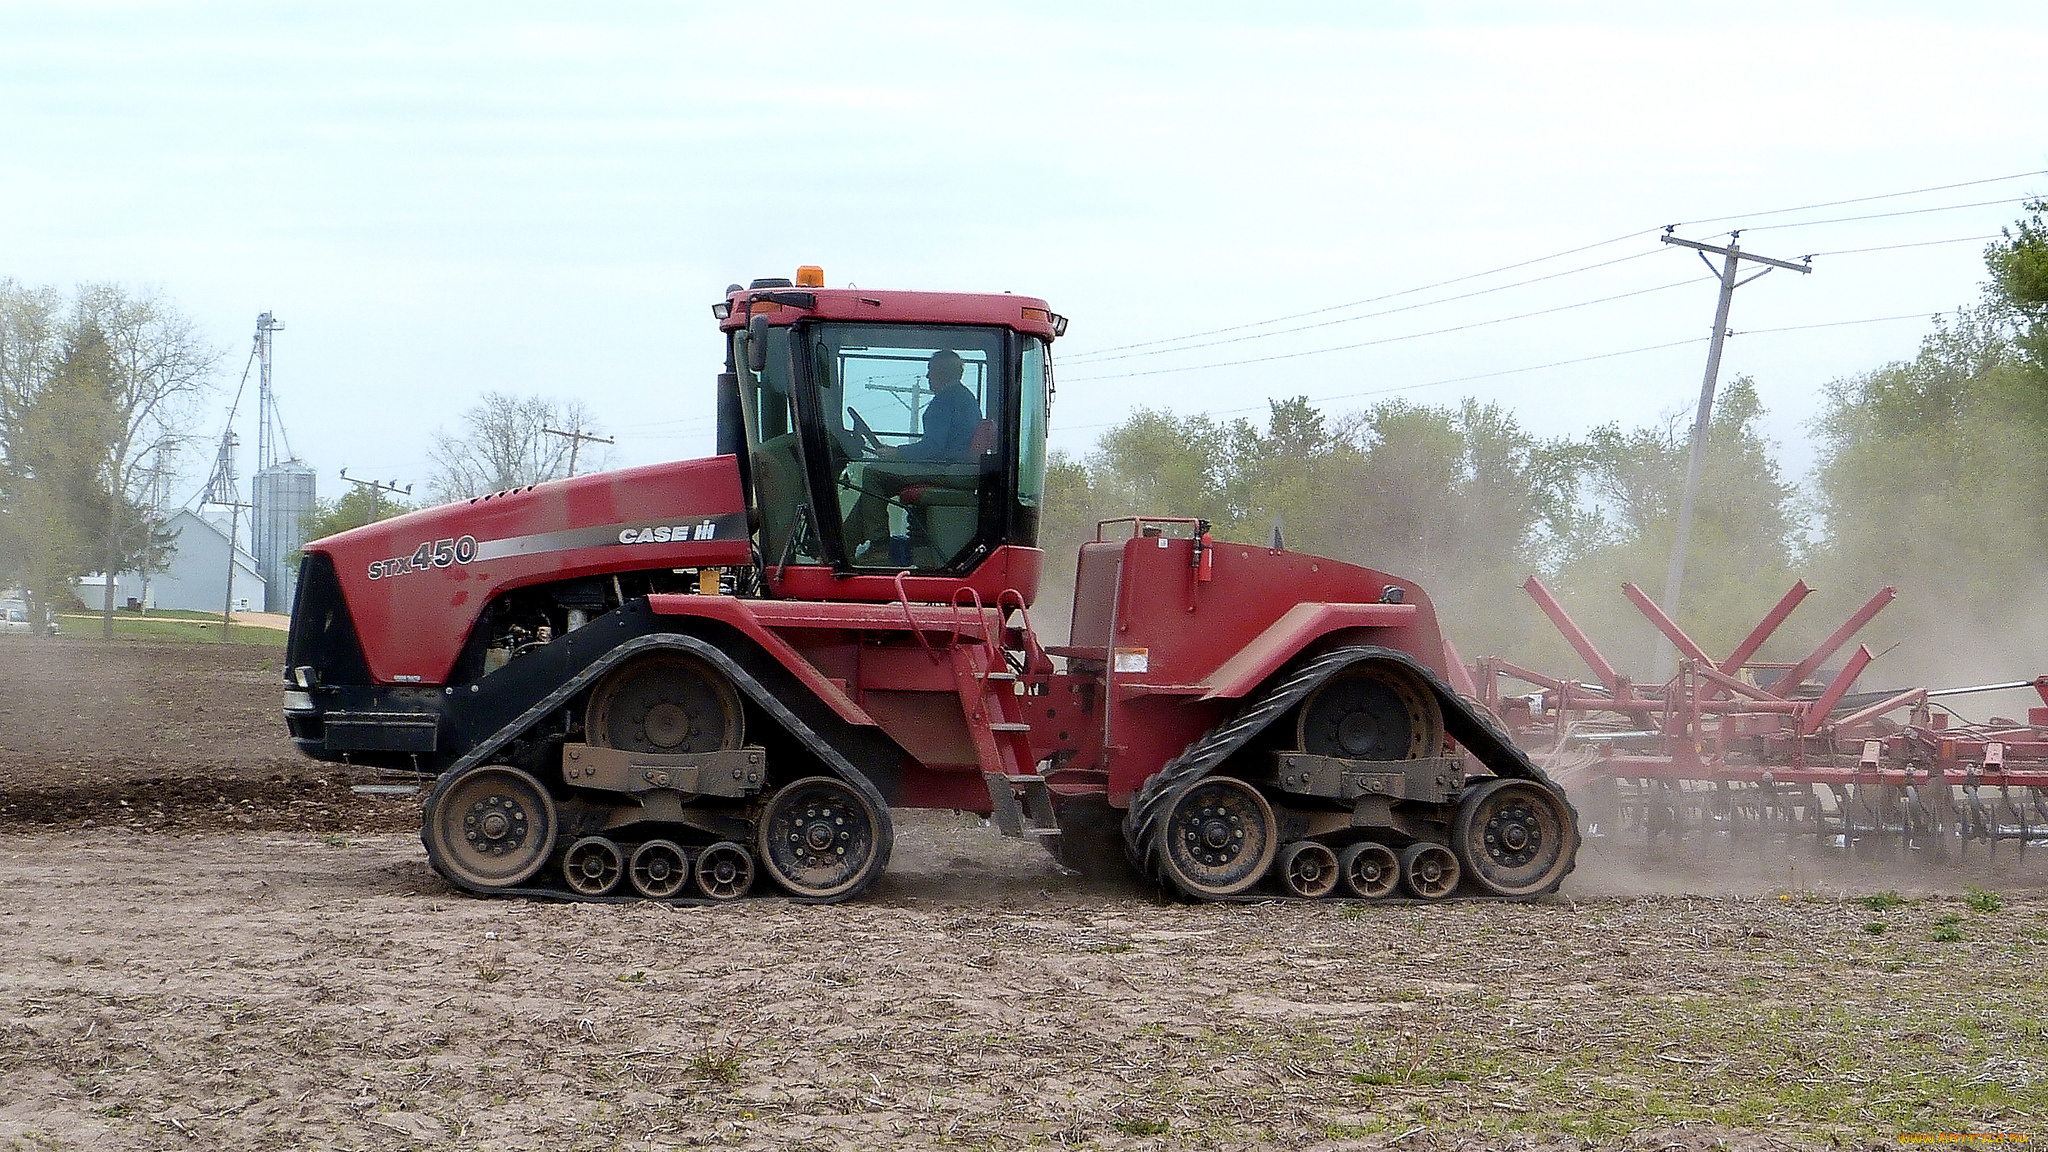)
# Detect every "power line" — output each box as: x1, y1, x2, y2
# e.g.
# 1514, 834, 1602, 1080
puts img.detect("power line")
541, 425, 615, 477
1061, 219, 2005, 382
1050, 309, 1952, 436
1807, 234, 1999, 257
1063, 276, 1710, 382
1671, 169, 2047, 229
1068, 248, 1666, 365
1060, 228, 1660, 360
1738, 196, 2035, 234
1060, 171, 2045, 364
1740, 311, 1952, 335
1067, 225, 2000, 376
1055, 338, 1709, 432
